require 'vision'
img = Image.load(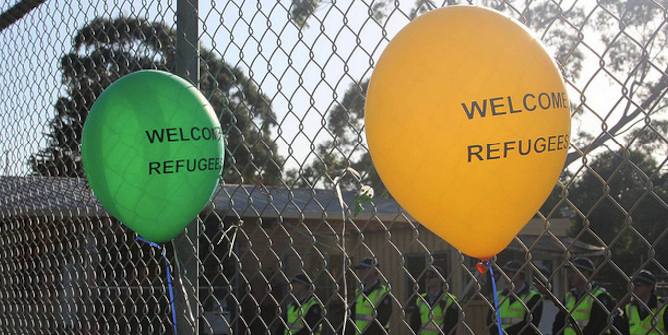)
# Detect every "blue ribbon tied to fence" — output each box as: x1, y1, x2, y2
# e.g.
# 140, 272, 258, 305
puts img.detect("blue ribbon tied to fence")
137, 236, 178, 335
